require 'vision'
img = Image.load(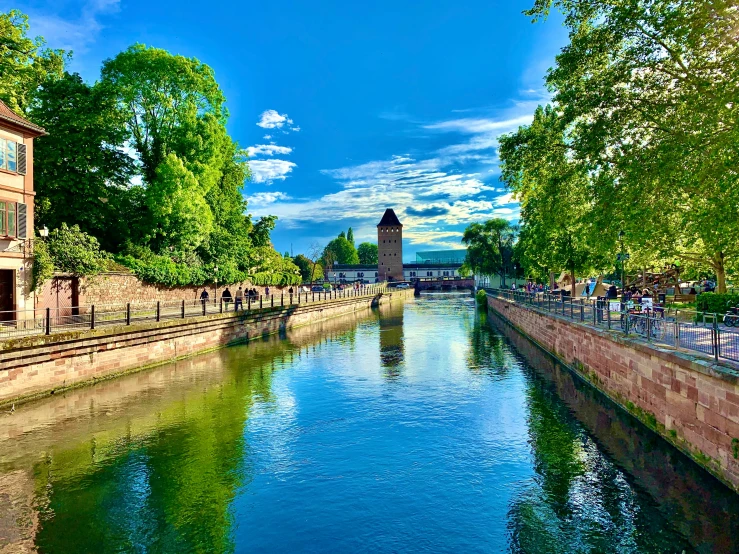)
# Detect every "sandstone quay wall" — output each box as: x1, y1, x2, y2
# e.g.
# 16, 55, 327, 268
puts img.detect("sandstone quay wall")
488, 295, 739, 492
77, 272, 290, 306
0, 289, 413, 406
